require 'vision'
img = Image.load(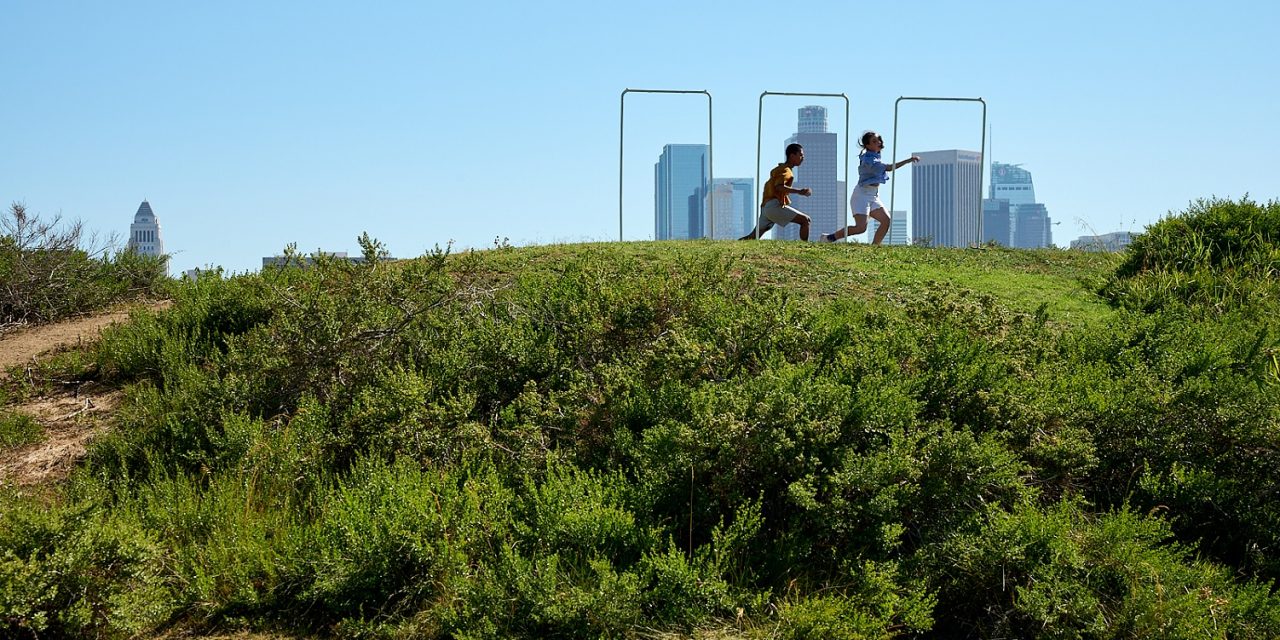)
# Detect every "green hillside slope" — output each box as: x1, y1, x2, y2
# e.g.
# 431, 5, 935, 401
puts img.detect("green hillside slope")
2, 198, 1279, 639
